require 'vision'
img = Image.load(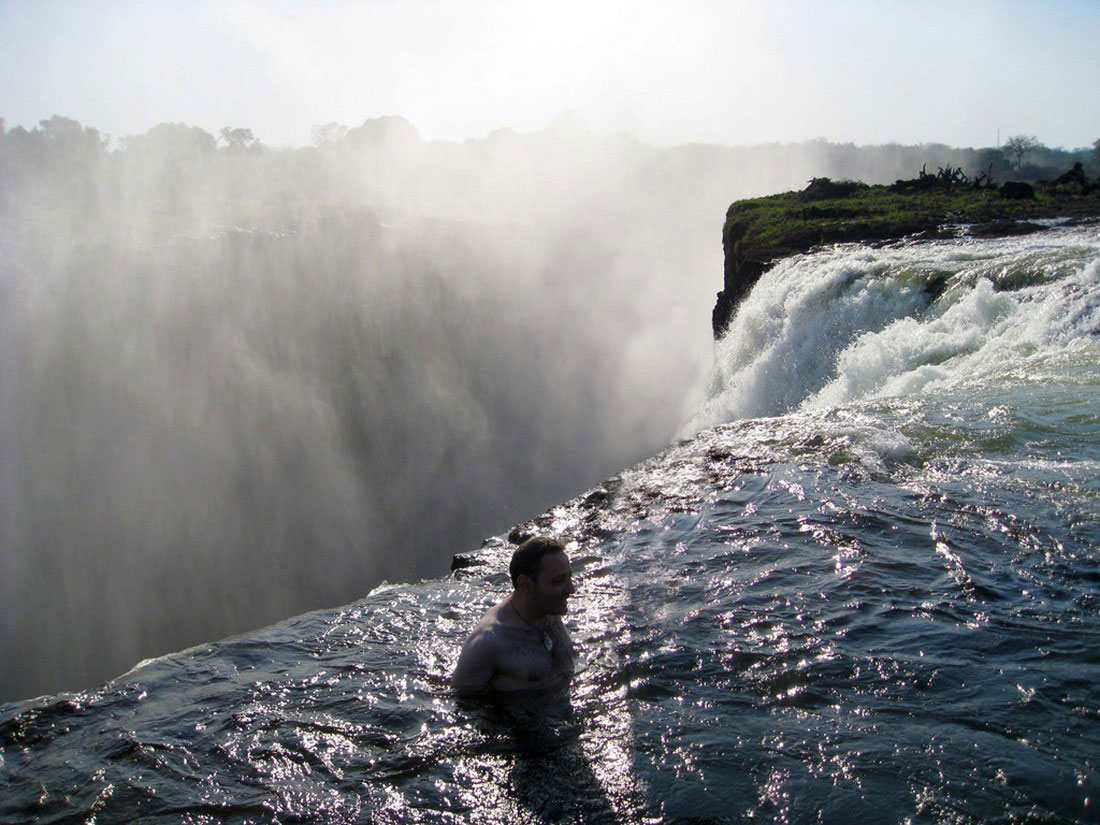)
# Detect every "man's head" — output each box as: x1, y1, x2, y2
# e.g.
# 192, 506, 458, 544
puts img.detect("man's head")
509, 537, 574, 616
